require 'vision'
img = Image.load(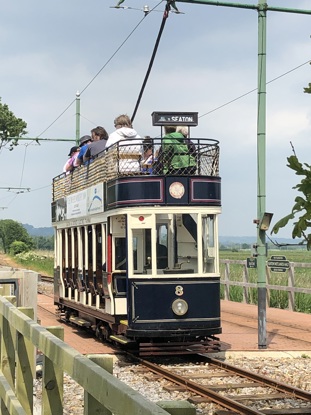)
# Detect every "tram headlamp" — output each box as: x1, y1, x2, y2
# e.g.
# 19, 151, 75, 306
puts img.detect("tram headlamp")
172, 299, 188, 316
